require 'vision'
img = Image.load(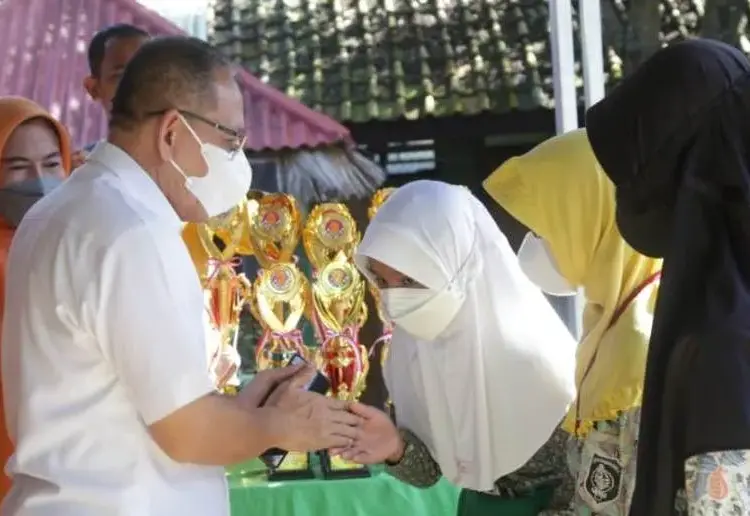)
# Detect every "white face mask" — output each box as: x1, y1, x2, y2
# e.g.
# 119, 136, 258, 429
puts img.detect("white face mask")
382, 287, 464, 341
517, 233, 577, 297
170, 115, 253, 217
